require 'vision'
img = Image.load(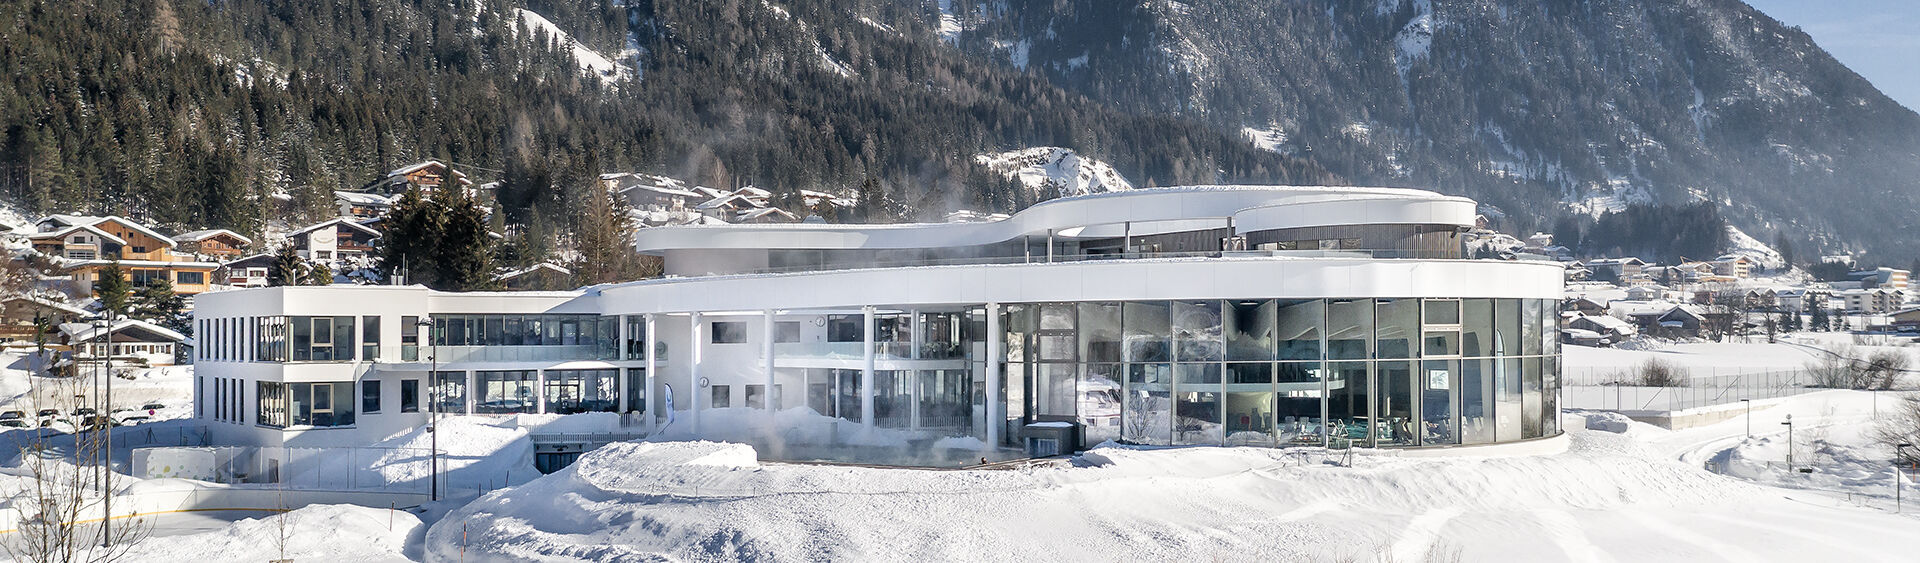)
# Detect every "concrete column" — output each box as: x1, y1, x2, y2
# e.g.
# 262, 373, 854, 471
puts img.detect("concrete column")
617, 315, 630, 414
644, 313, 657, 433
763, 309, 777, 414
534, 369, 547, 414
1046, 229, 1055, 263
909, 309, 921, 430
690, 312, 703, 436
464, 370, 476, 415
985, 302, 1003, 447
861, 306, 876, 429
